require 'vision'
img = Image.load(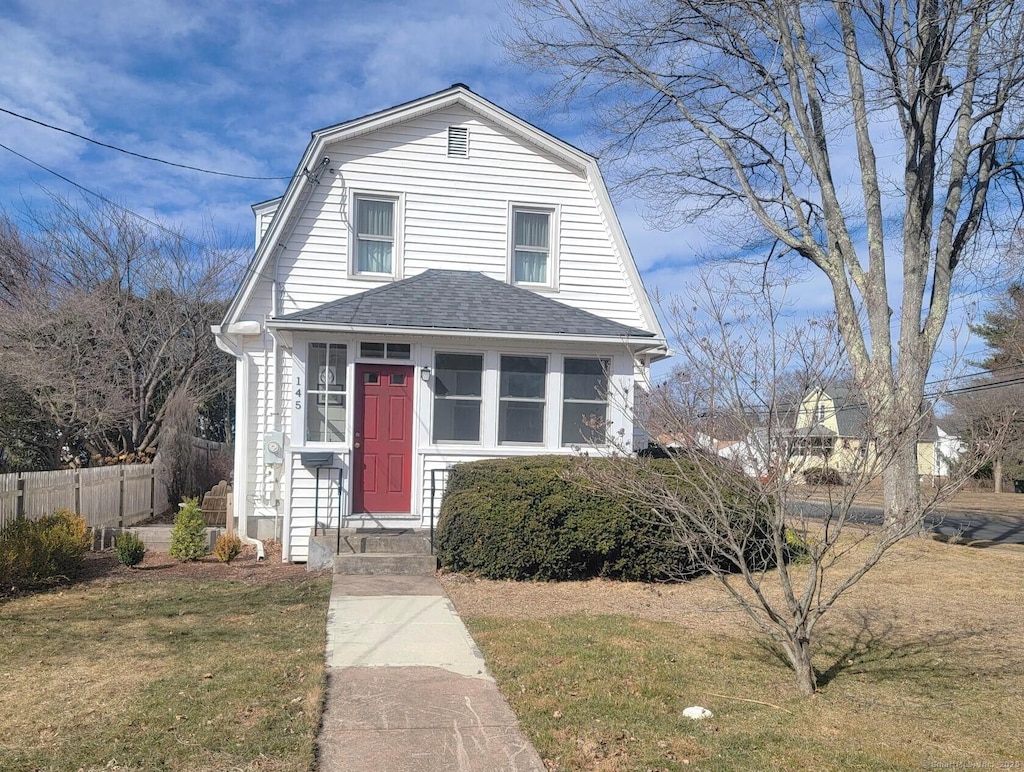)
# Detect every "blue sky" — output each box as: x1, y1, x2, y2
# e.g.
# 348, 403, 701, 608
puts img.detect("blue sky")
0, 0, 997, 383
